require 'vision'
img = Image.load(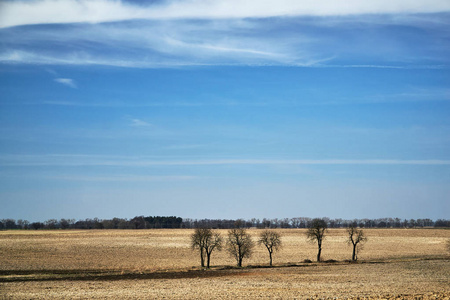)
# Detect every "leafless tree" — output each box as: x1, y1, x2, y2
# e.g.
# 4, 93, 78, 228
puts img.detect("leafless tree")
306, 218, 328, 262
204, 231, 223, 268
191, 228, 223, 268
226, 228, 254, 267
258, 230, 282, 266
346, 225, 367, 261
290, 218, 301, 228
